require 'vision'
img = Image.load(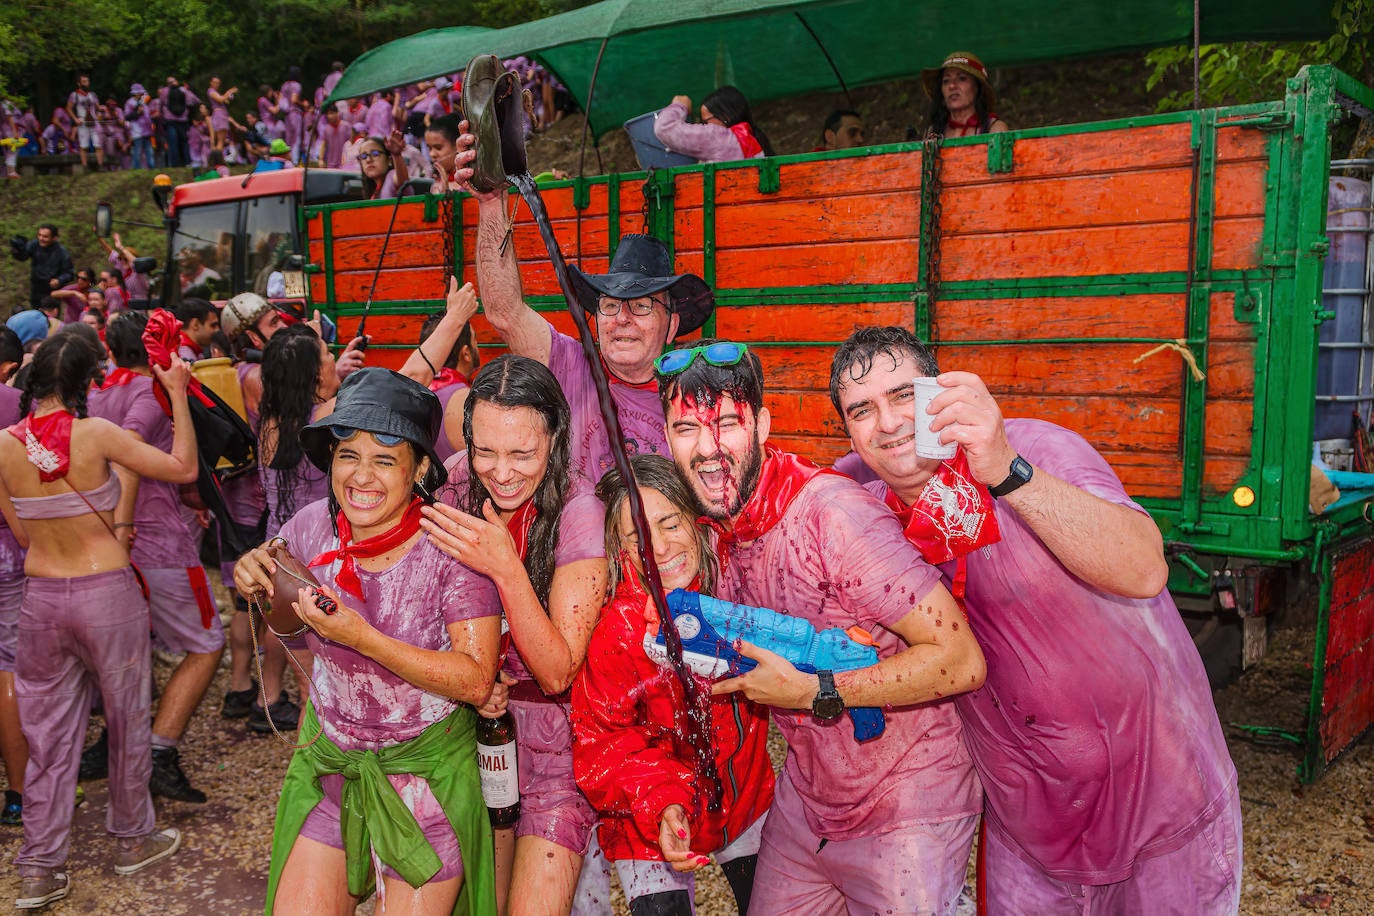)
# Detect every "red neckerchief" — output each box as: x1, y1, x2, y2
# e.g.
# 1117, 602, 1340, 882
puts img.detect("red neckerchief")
100, 367, 138, 389
309, 496, 424, 599
7, 410, 74, 482
495, 499, 538, 663
599, 354, 657, 391
882, 448, 1000, 604
178, 331, 200, 359
504, 498, 537, 560
947, 112, 994, 132
427, 368, 469, 392
142, 308, 214, 412
729, 122, 763, 158
704, 445, 834, 570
